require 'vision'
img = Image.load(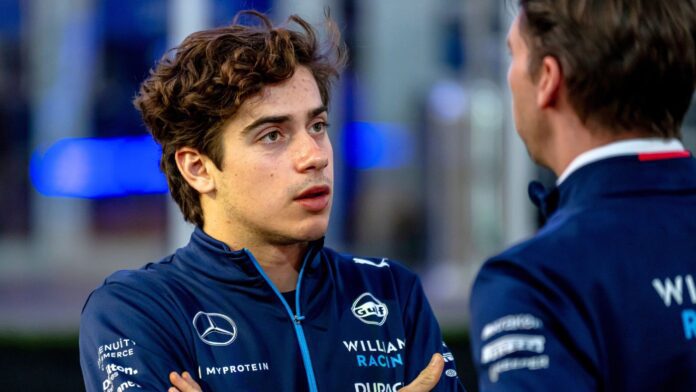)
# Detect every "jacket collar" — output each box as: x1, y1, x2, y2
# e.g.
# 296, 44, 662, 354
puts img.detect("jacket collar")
529, 153, 696, 220
174, 226, 325, 284
556, 138, 685, 184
